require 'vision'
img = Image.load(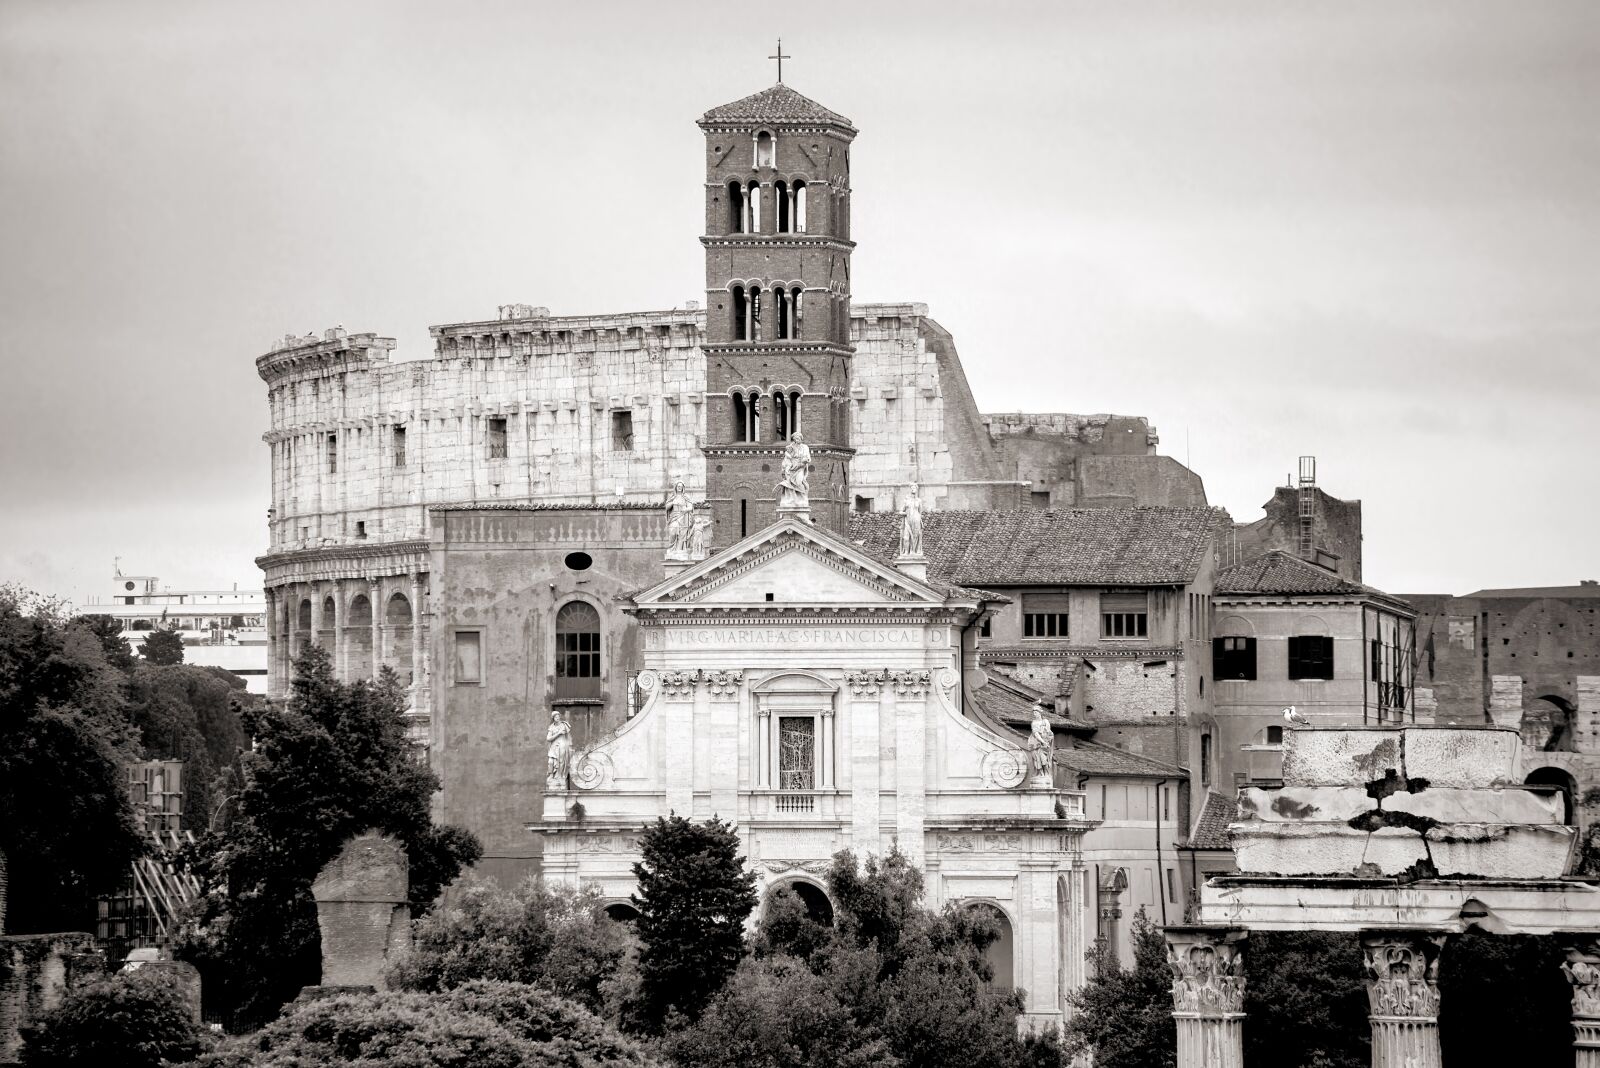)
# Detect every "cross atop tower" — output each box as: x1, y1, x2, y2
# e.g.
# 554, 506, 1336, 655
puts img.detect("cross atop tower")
769, 38, 791, 83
